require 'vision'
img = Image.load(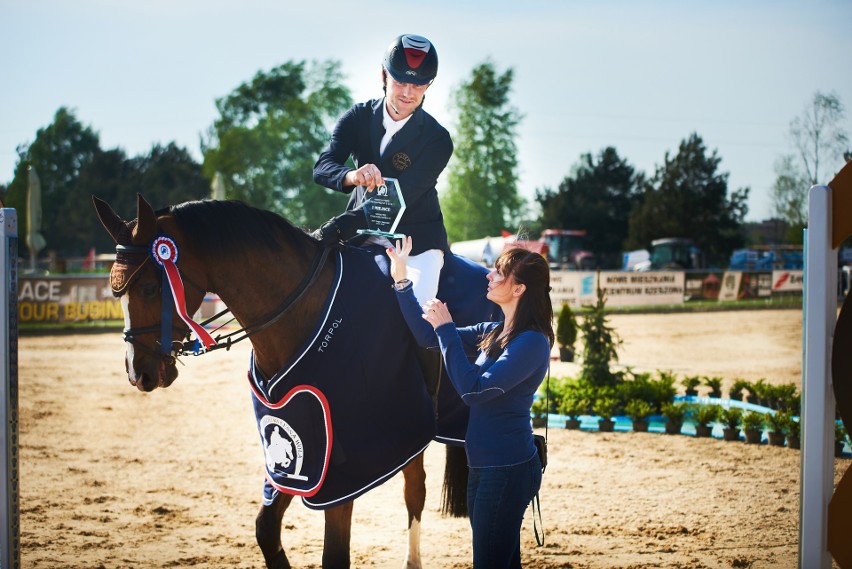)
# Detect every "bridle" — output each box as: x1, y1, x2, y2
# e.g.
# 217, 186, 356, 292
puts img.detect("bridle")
117, 237, 332, 364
